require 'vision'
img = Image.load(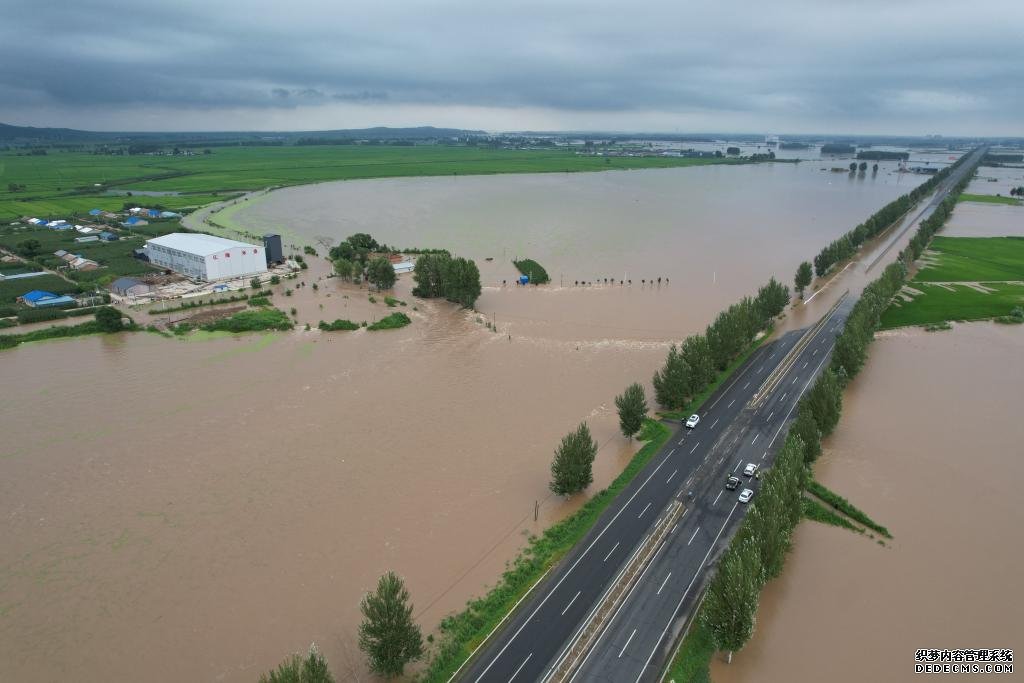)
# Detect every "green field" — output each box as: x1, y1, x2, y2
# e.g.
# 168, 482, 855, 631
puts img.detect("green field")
0, 222, 177, 287
958, 193, 1022, 206
915, 236, 1024, 282
880, 235, 1024, 328
0, 272, 81, 304
1, 146, 745, 221
880, 282, 1024, 328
